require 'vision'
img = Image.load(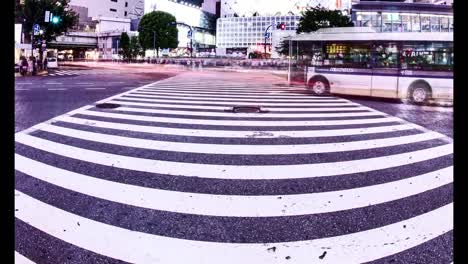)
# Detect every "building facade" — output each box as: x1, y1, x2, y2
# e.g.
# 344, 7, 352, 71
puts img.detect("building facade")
144, 0, 217, 56
216, 0, 352, 55
352, 1, 453, 32
69, 0, 144, 19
